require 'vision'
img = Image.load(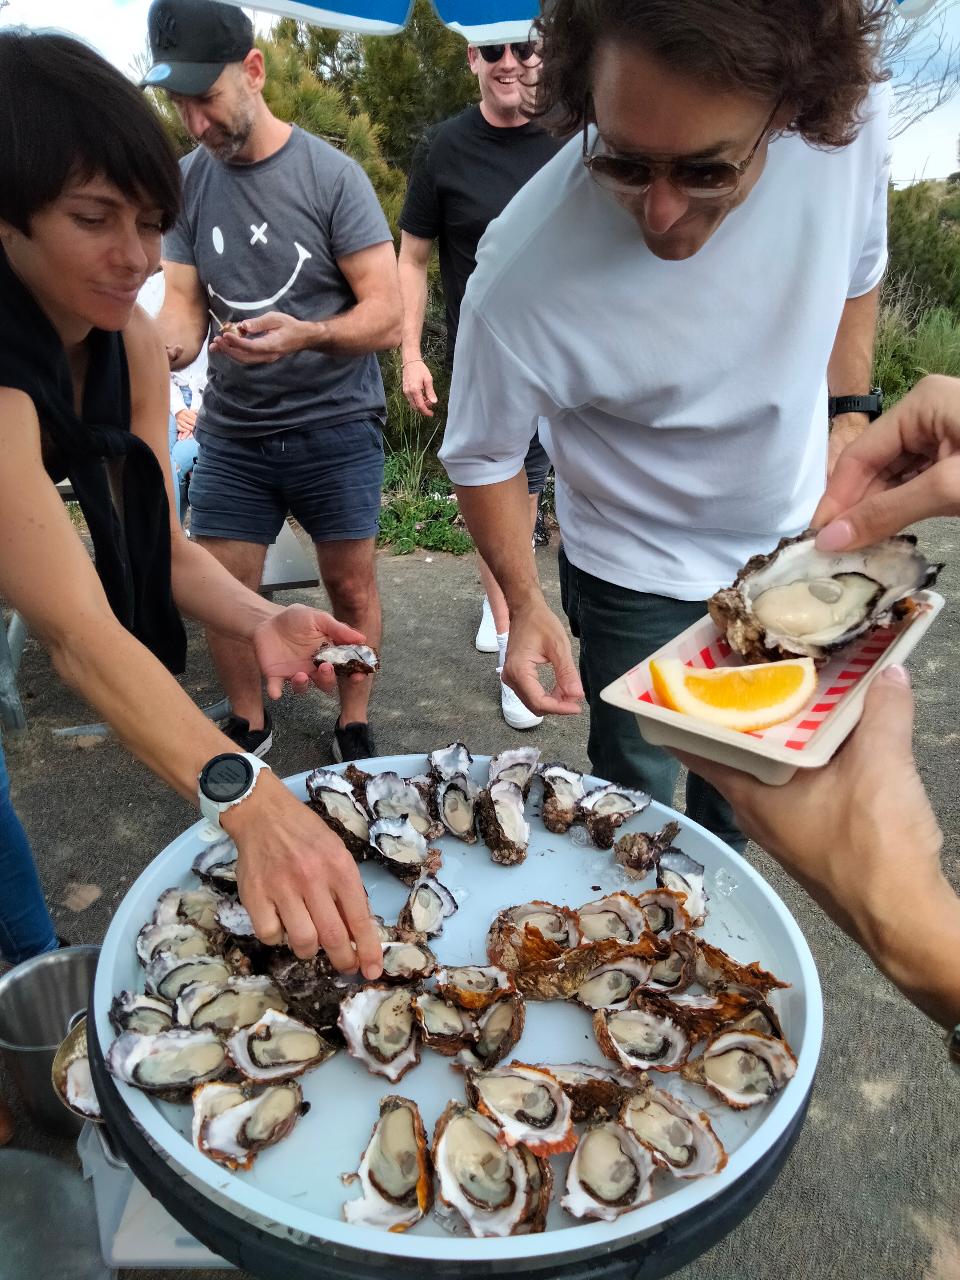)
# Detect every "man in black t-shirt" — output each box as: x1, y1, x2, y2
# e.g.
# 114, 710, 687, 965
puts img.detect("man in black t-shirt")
398, 40, 561, 731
